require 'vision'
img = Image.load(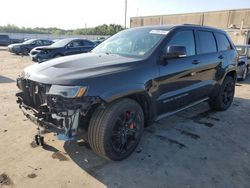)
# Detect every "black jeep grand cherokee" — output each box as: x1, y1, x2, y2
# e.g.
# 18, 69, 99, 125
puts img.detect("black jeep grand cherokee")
16, 25, 238, 160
